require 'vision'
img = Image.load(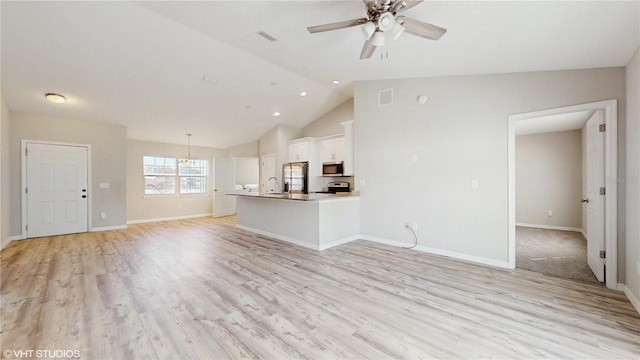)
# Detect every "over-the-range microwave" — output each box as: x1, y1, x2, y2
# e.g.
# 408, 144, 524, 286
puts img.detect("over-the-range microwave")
322, 161, 344, 176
